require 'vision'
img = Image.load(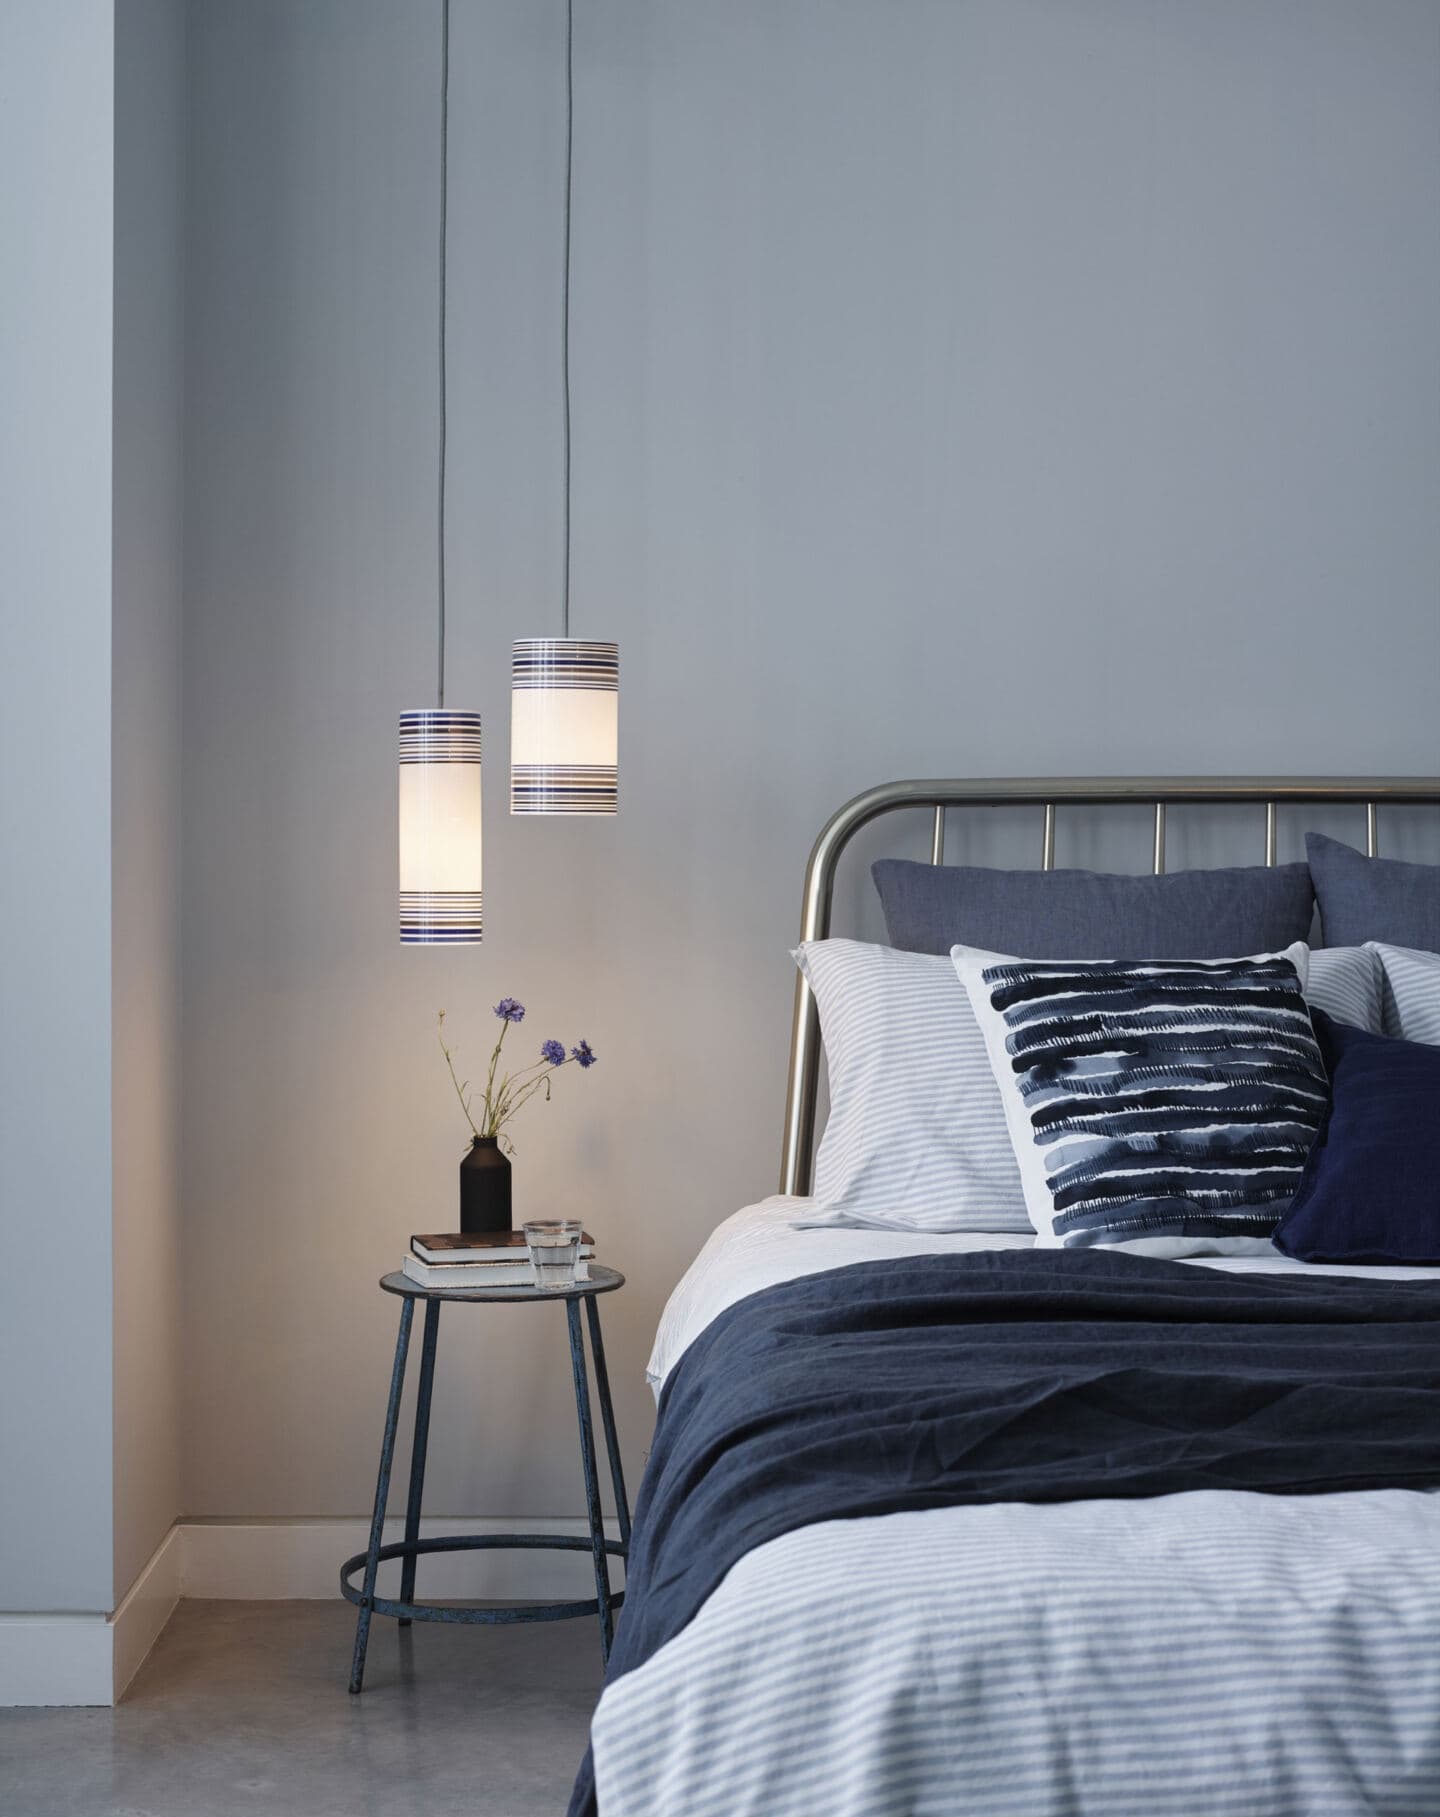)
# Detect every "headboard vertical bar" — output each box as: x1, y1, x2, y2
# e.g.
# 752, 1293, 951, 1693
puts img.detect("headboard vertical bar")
930, 805, 946, 866
1265, 802, 1278, 867
1152, 802, 1166, 875
1367, 802, 1379, 858
1042, 803, 1056, 870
